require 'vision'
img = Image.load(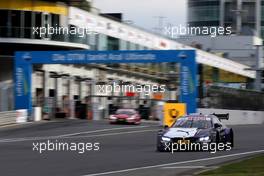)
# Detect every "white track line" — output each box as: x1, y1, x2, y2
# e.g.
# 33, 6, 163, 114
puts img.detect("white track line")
161, 166, 218, 169
70, 129, 157, 139
0, 125, 157, 143
0, 128, 157, 143
57, 125, 151, 137
82, 149, 264, 176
